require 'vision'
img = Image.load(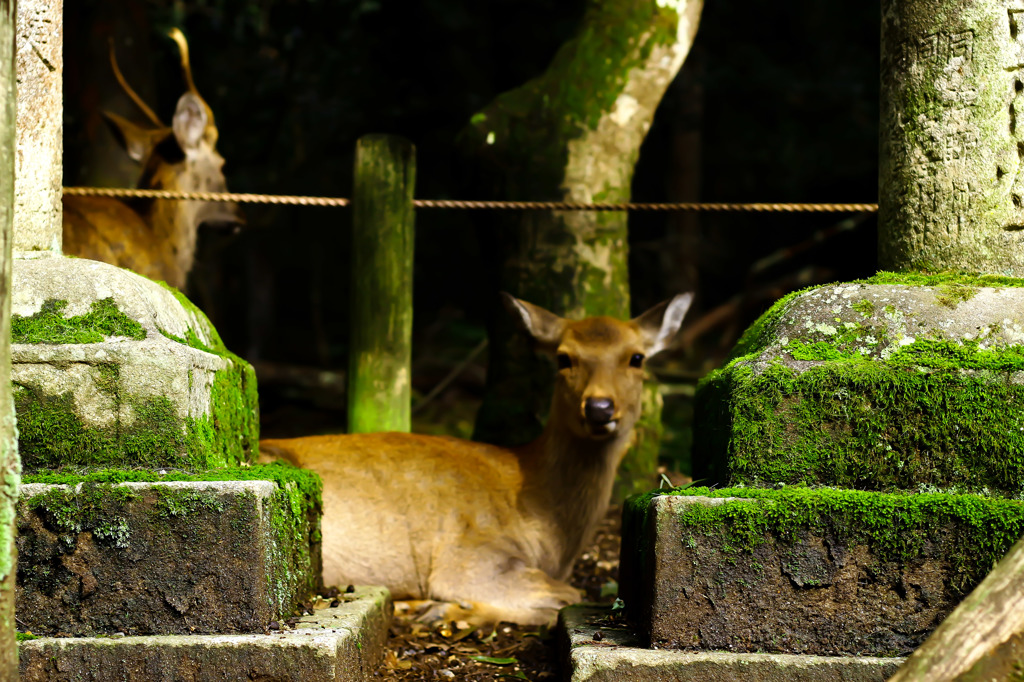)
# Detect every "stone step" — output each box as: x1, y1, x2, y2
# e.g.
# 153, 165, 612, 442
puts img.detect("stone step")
560, 604, 902, 682
620, 486, 1024, 656
18, 586, 391, 682
17, 469, 321, 636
